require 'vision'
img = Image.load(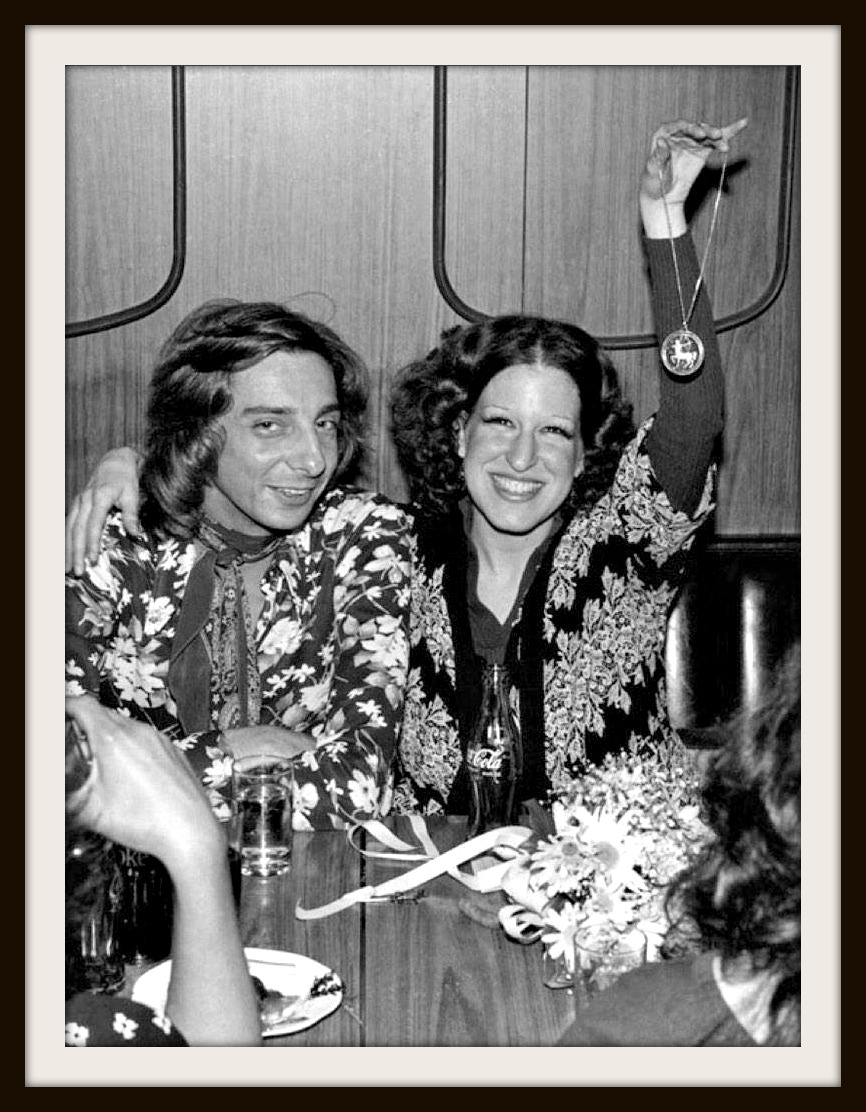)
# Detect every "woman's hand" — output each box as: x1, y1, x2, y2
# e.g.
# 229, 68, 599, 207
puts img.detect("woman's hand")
65, 447, 142, 575
640, 117, 749, 237
65, 695, 224, 874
